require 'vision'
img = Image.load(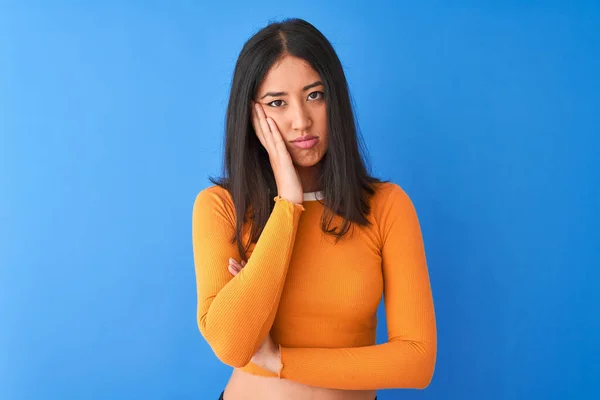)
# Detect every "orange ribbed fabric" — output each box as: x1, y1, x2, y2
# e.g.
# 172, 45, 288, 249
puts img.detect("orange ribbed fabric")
192, 182, 436, 390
